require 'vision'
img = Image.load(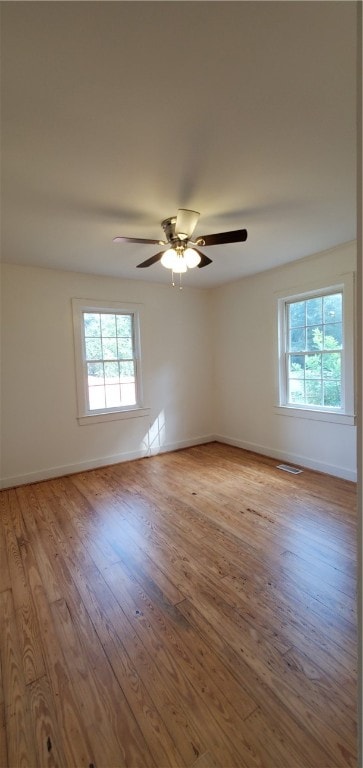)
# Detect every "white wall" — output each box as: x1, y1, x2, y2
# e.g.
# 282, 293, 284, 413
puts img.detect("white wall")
0, 243, 357, 487
0, 264, 214, 487
212, 241, 357, 481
